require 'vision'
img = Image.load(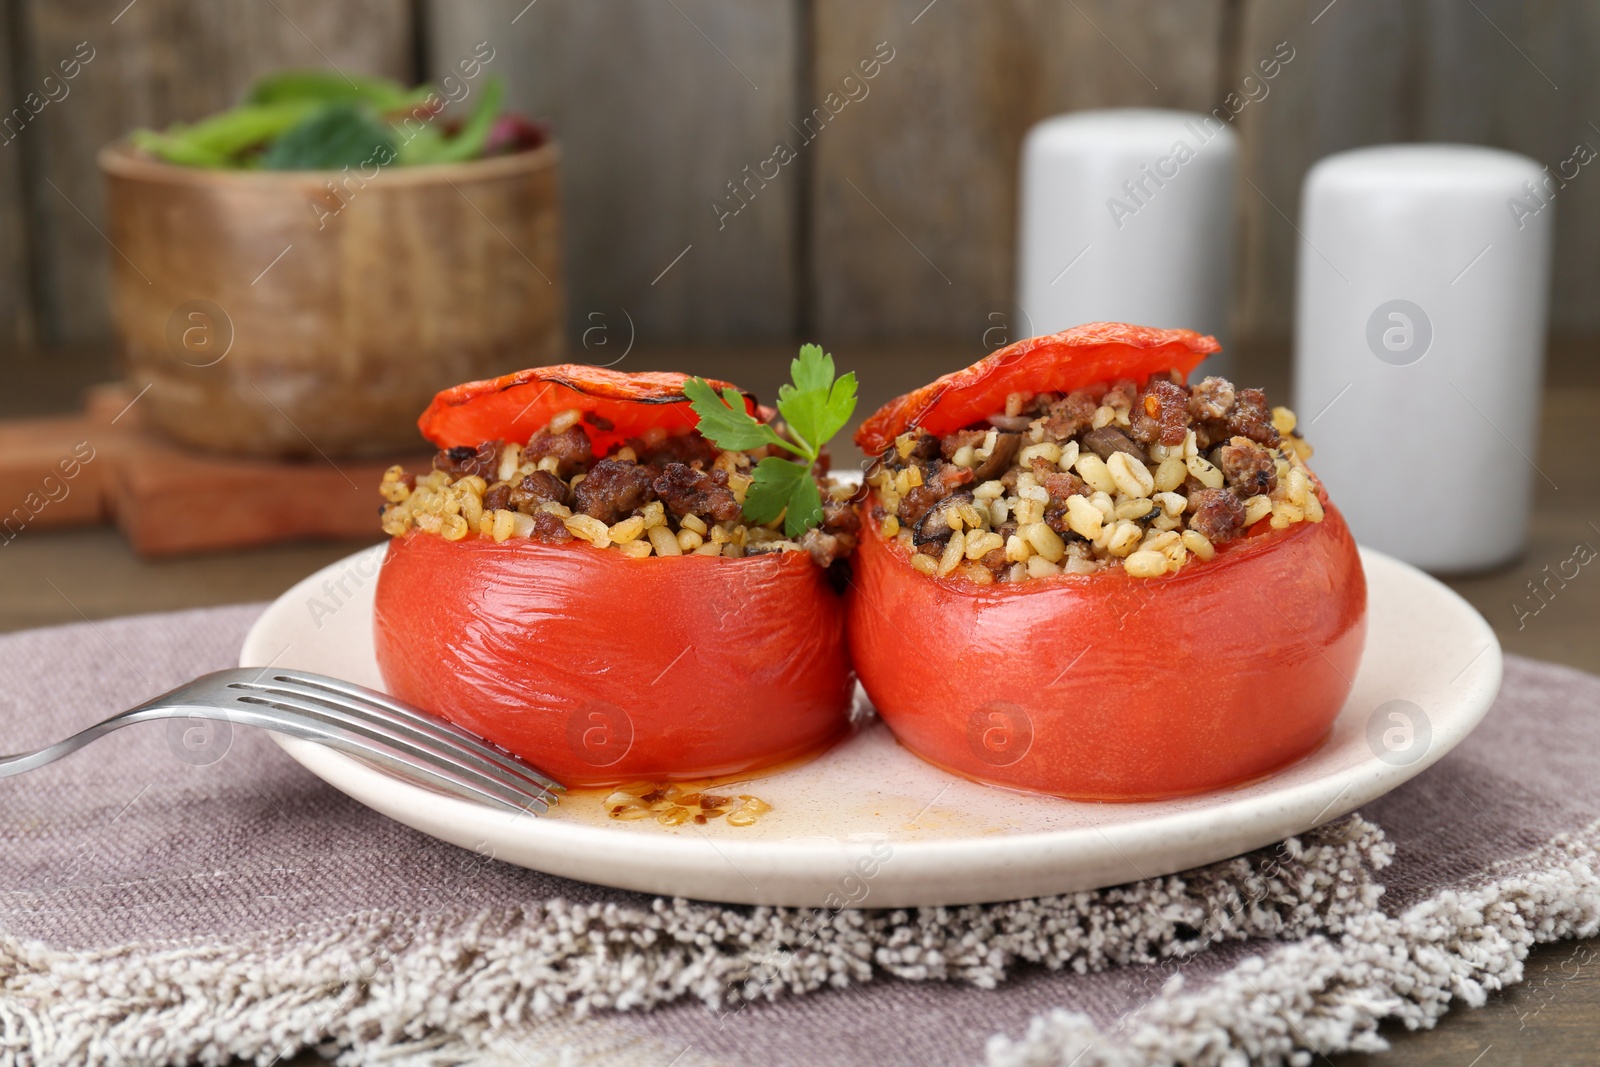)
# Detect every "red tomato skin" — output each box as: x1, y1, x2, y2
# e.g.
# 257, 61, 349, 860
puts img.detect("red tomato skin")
417, 365, 762, 454
374, 532, 854, 786
846, 495, 1367, 800
855, 323, 1219, 455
